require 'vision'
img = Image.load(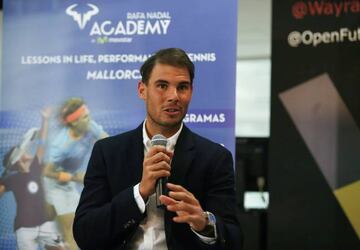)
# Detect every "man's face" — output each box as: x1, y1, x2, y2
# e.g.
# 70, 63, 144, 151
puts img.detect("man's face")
69, 112, 90, 135
16, 152, 33, 173
138, 63, 192, 136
